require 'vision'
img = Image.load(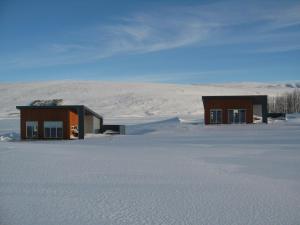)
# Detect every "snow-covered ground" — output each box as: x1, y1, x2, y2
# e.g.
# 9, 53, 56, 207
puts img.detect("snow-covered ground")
1, 115, 300, 225
0, 81, 300, 225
